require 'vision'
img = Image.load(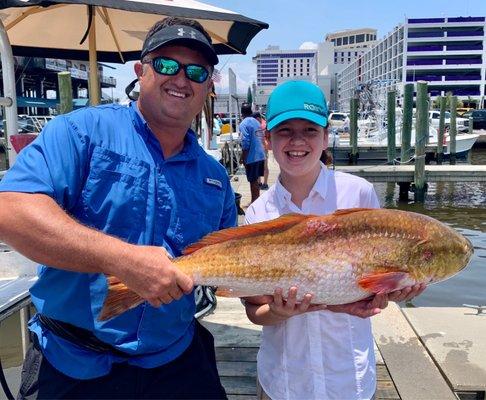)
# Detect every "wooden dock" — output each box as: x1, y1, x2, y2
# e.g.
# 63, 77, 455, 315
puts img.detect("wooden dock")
202, 299, 486, 400
335, 164, 486, 183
